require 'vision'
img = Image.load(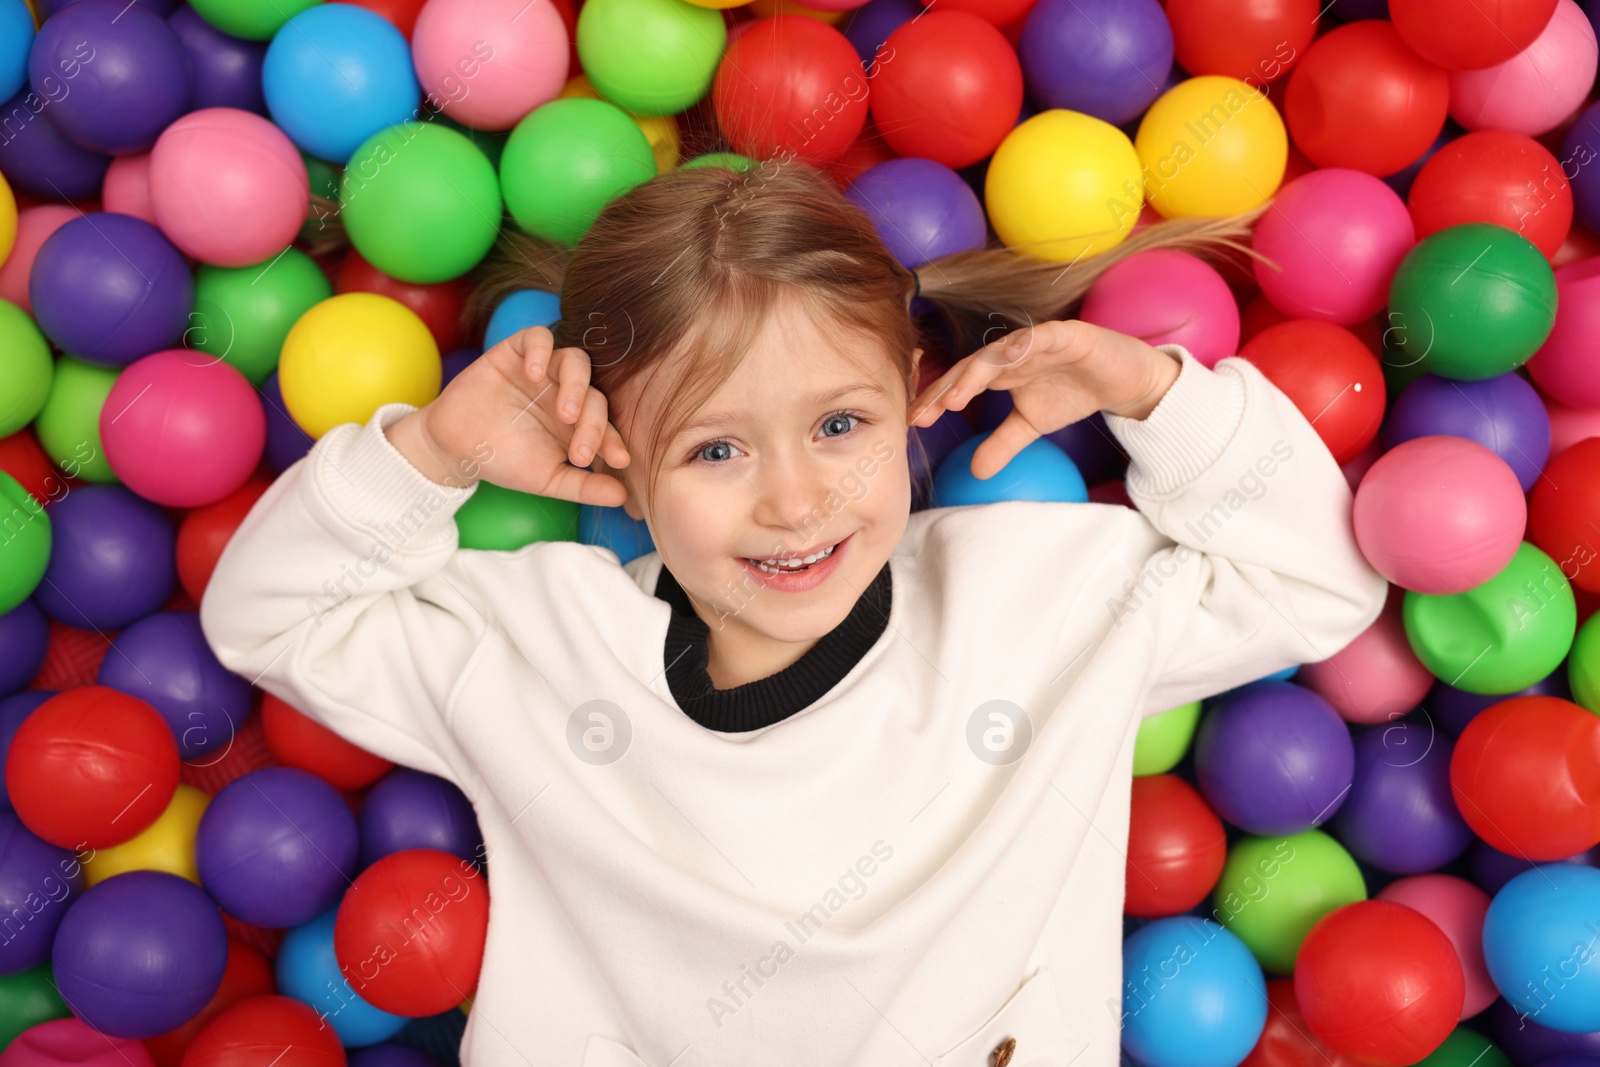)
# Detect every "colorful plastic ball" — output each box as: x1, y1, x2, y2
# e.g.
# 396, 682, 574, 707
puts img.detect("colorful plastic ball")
1407, 131, 1571, 262
0, 1018, 155, 1067
0, 299, 51, 438
1017, 0, 1169, 127
931, 433, 1086, 506
0, 0, 32, 102
578, 503, 654, 565
482, 289, 560, 351
1136, 76, 1287, 218
28, 0, 192, 155
0, 964, 72, 1052
175, 481, 276, 600
1375, 874, 1495, 1020
259, 371, 315, 472
167, 5, 267, 114
337, 251, 471, 353
1297, 592, 1435, 725
196, 767, 359, 927
52, 870, 227, 1039
1415, 1030, 1515, 1067
1253, 169, 1415, 325
190, 249, 332, 387
1120, 917, 1268, 1067
500, 98, 655, 247
1383, 118, 1463, 202
1390, 0, 1557, 70
1490, 997, 1600, 1065
455, 482, 577, 549
1529, 259, 1600, 412
29, 213, 193, 368
1576, 614, 1600, 715
101, 153, 156, 224
0, 173, 12, 265
844, 158, 987, 270
0, 476, 47, 617
334, 848, 490, 1017
1125, 774, 1227, 918
97, 613, 252, 760
33, 355, 119, 485
1080, 250, 1239, 367
1448, 0, 1597, 138
142, 937, 275, 1067
359, 768, 481, 869
277, 292, 441, 439
260, 693, 395, 792
0, 89, 112, 201
1238, 320, 1385, 464
1133, 701, 1202, 776
0, 604, 49, 697
1429, 673, 1571, 739
1332, 715, 1473, 874
0, 812, 85, 974
0, 205, 74, 314
181, 994, 346, 1067
1564, 102, 1600, 235
80, 784, 207, 888
187, 0, 318, 39
1239, 978, 1367, 1067
1385, 372, 1550, 493
987, 109, 1142, 261
1484, 865, 1600, 1033
1353, 436, 1526, 594
1387, 223, 1558, 381
1451, 695, 1600, 860
36, 485, 179, 629
577, 0, 722, 118
274, 907, 407, 1048
1214, 829, 1367, 975
411, 0, 564, 130
1472, 836, 1600, 897
1165, 0, 1317, 84
1295, 900, 1464, 1067
1284, 21, 1450, 177
349, 1046, 443, 1067
712, 16, 865, 166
